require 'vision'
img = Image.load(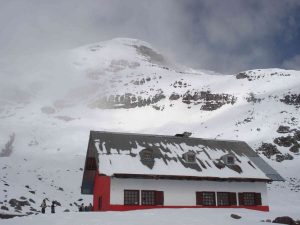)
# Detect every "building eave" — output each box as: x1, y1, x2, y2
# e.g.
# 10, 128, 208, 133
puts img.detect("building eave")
112, 173, 271, 182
